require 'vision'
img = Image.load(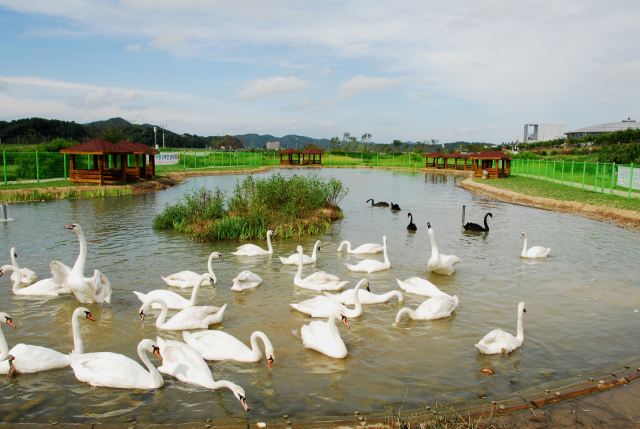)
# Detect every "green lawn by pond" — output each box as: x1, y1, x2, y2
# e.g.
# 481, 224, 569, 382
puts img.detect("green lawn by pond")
477, 176, 640, 212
